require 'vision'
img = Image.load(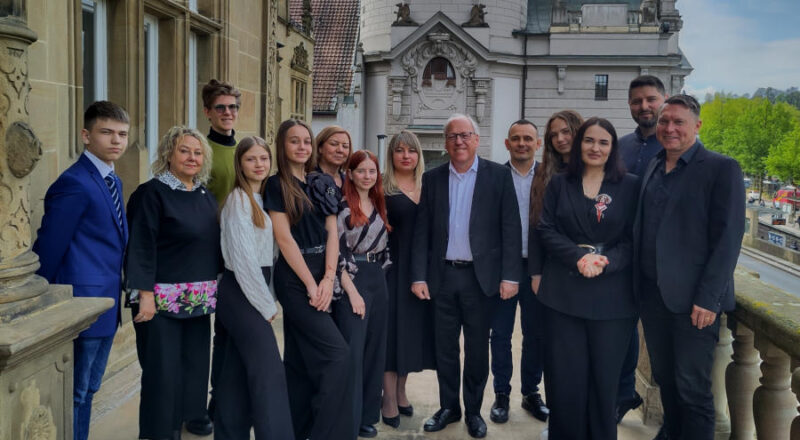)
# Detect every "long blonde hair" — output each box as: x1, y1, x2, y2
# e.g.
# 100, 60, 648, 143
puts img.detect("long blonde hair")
383, 130, 424, 195
151, 126, 213, 184
224, 136, 271, 229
